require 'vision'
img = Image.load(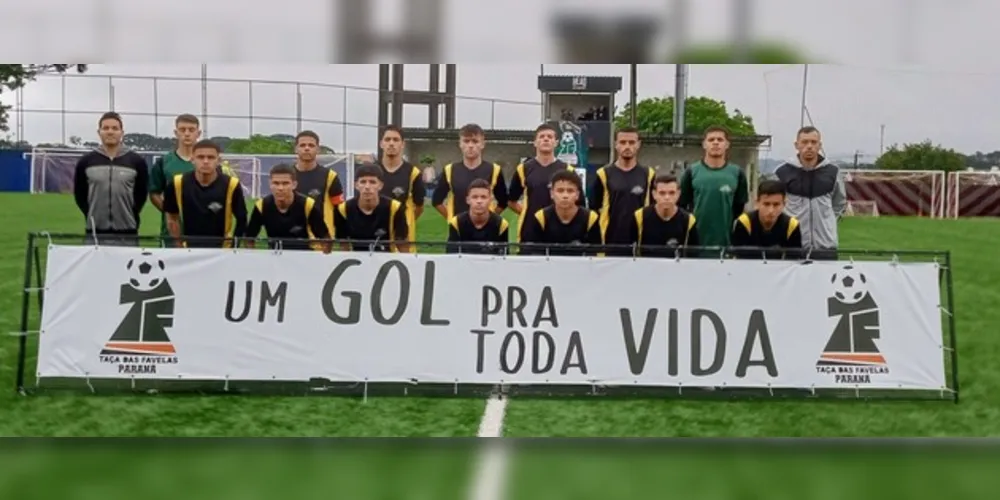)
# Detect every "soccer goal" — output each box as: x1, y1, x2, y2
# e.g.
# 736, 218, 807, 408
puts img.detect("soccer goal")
246, 153, 360, 200
29, 147, 263, 199
947, 170, 1000, 218
844, 200, 880, 217
841, 169, 946, 218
